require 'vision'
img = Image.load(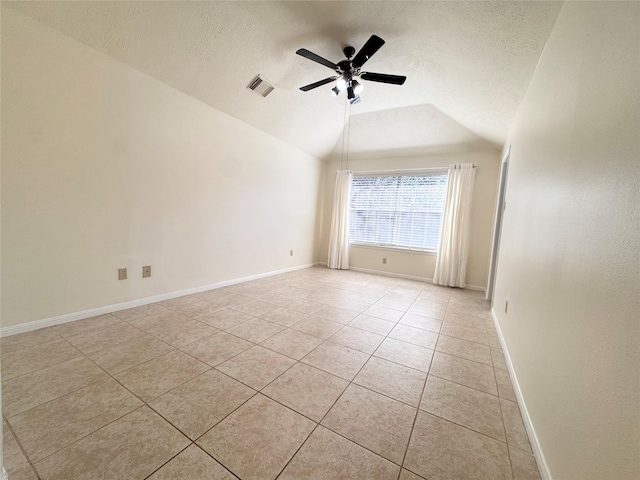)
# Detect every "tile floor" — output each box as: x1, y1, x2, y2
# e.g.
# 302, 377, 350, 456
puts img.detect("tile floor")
1, 266, 541, 480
